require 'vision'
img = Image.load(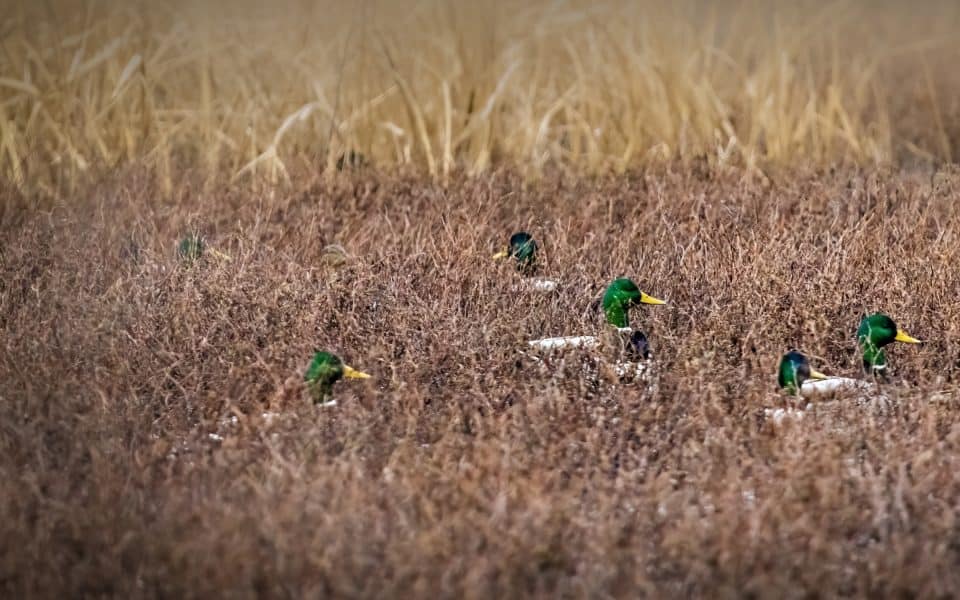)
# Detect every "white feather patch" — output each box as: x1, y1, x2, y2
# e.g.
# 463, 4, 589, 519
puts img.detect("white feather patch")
613, 360, 650, 379
526, 278, 559, 292
527, 335, 600, 350
800, 377, 871, 397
